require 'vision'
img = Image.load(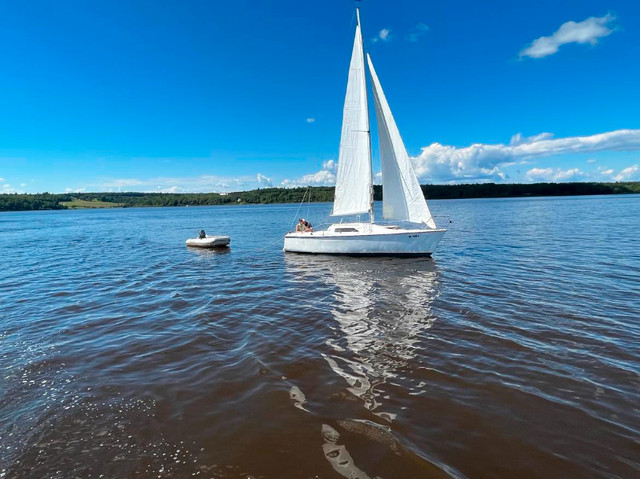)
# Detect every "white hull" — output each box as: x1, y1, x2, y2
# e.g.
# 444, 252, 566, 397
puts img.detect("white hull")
186, 235, 230, 248
283, 223, 445, 256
